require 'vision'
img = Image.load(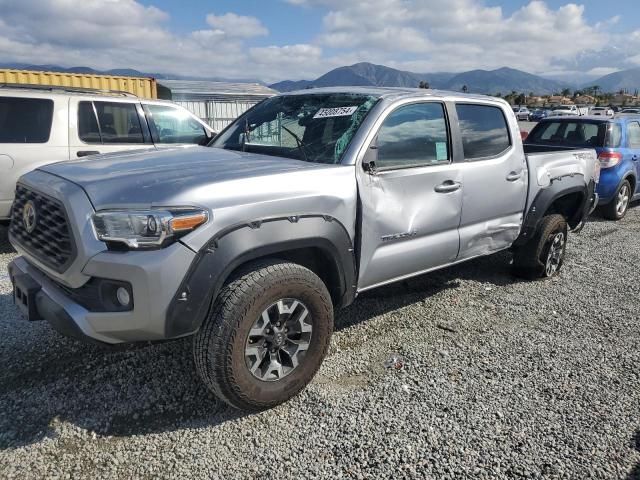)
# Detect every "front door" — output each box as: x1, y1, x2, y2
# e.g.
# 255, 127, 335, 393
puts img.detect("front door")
357, 101, 463, 291
453, 103, 528, 261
